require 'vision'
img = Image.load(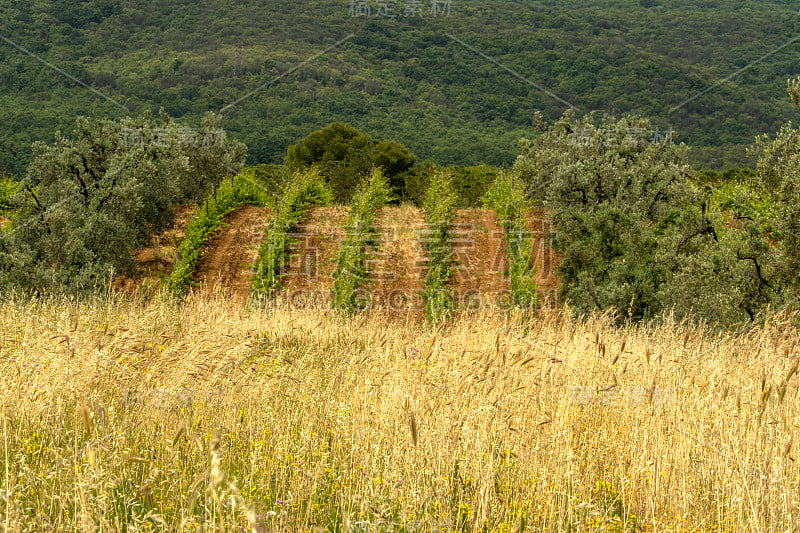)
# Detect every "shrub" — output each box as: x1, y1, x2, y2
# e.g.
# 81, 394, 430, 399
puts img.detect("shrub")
512, 110, 791, 327
0, 172, 17, 214
655, 203, 782, 326
250, 169, 333, 301
405, 162, 499, 207
553, 206, 663, 321
421, 171, 459, 323
173, 111, 248, 203
245, 164, 290, 201
515, 111, 694, 222
0, 113, 245, 295
512, 112, 701, 322
751, 76, 800, 301
332, 169, 393, 314
483, 173, 537, 309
